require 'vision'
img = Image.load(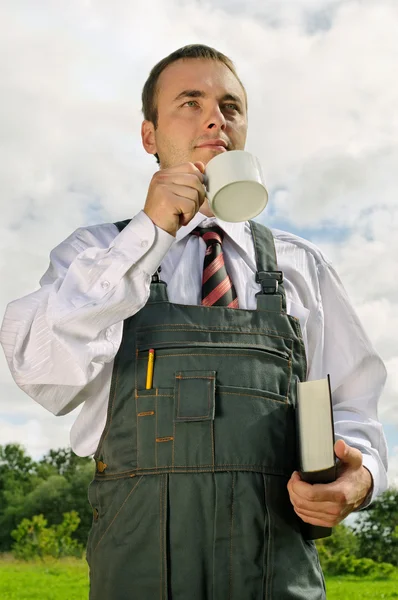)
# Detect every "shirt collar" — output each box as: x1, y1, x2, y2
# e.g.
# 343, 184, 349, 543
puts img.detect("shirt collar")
175, 210, 249, 253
